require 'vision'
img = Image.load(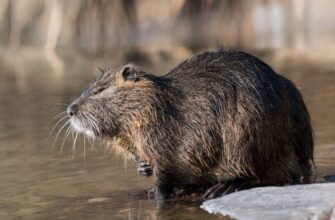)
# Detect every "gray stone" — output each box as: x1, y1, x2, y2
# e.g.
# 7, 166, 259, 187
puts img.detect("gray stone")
201, 183, 335, 220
